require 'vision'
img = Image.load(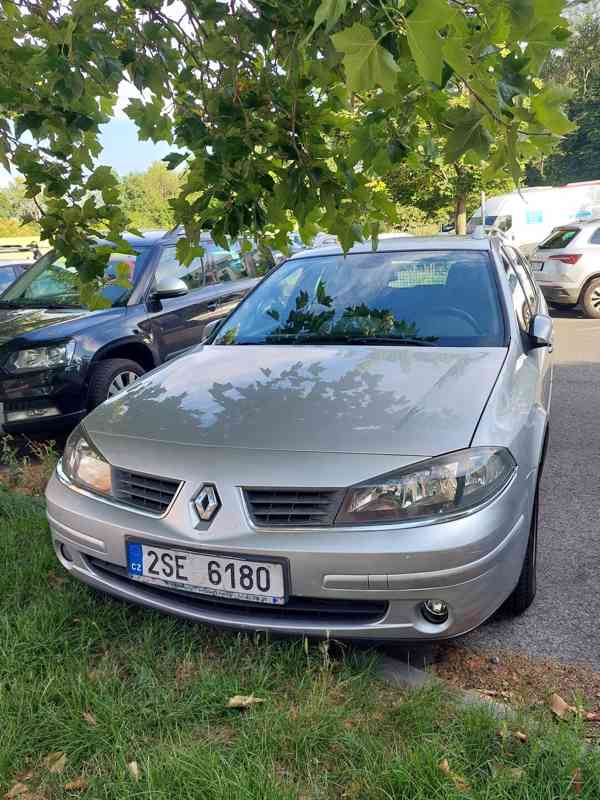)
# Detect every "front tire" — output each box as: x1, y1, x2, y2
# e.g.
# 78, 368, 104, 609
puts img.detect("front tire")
504, 487, 538, 615
87, 358, 145, 410
582, 278, 600, 318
